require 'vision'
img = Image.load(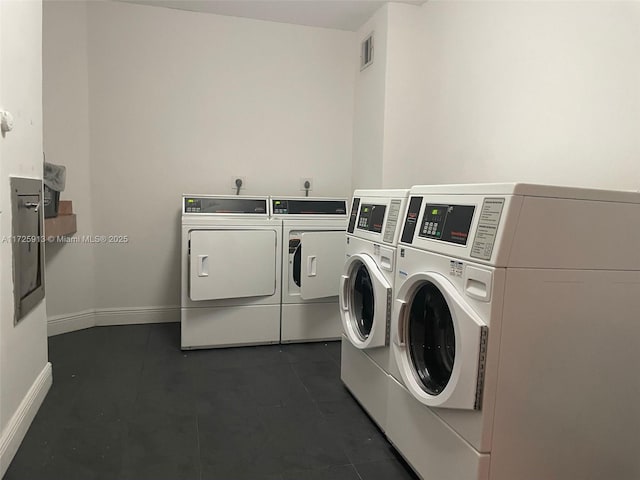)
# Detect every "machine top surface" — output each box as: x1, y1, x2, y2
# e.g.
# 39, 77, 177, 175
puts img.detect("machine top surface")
352, 189, 410, 199
399, 183, 640, 270
408, 183, 640, 204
